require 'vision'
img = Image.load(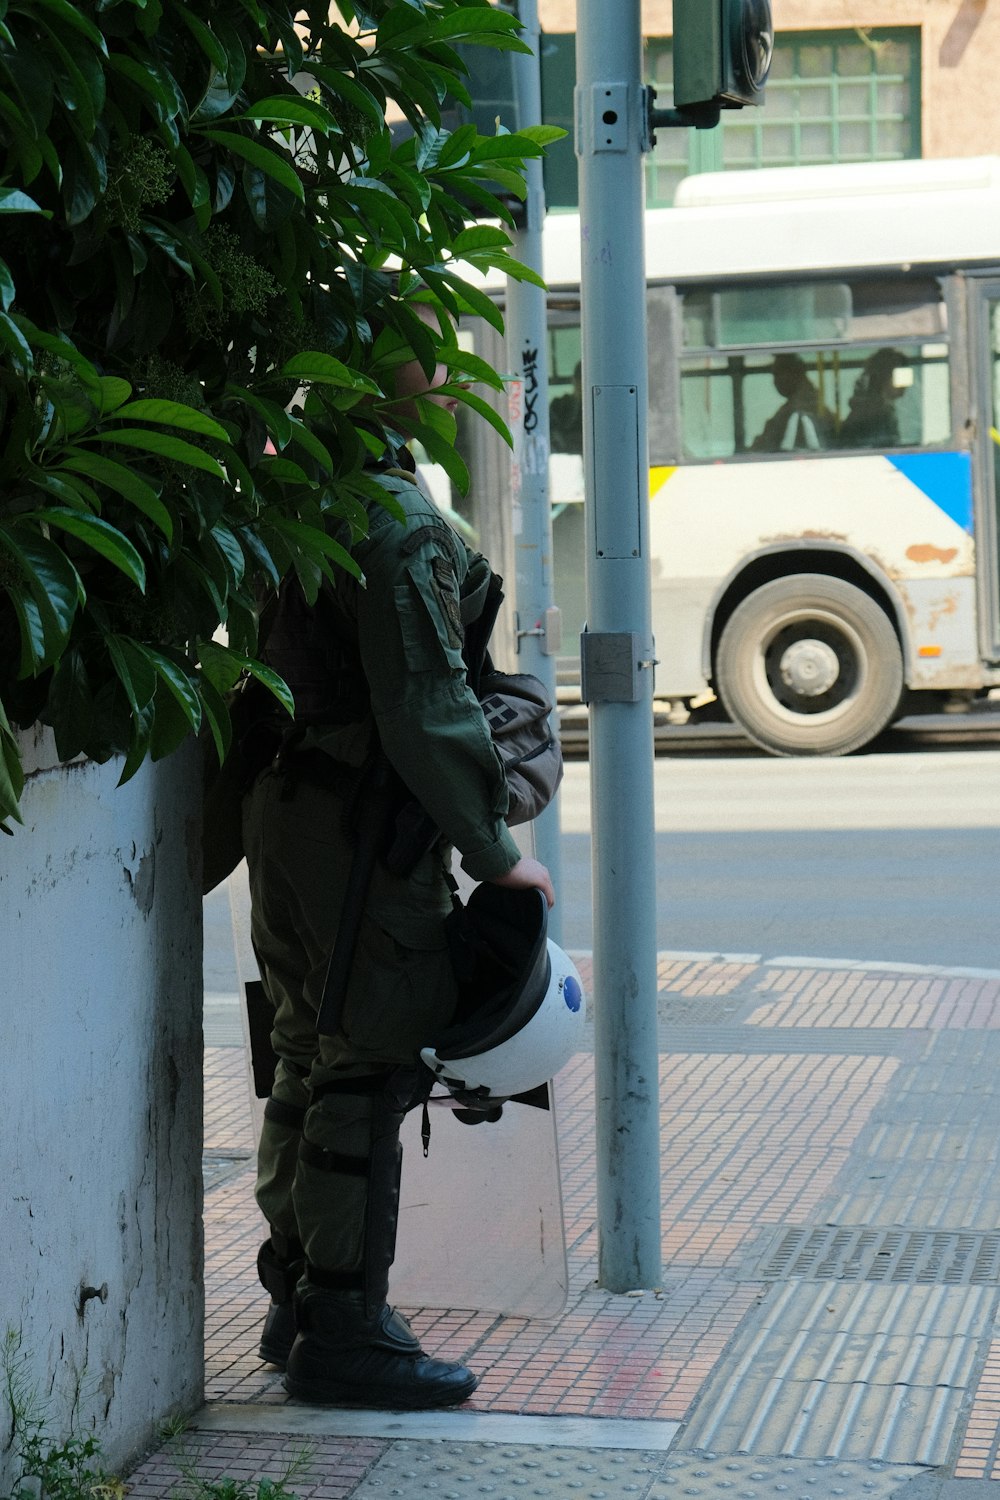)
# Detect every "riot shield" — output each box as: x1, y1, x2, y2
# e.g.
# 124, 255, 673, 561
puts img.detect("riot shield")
227, 860, 569, 1318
